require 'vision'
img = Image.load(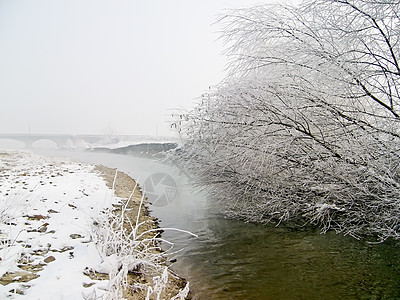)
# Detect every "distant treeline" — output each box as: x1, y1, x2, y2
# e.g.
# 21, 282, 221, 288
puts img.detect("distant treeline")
90, 143, 177, 157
